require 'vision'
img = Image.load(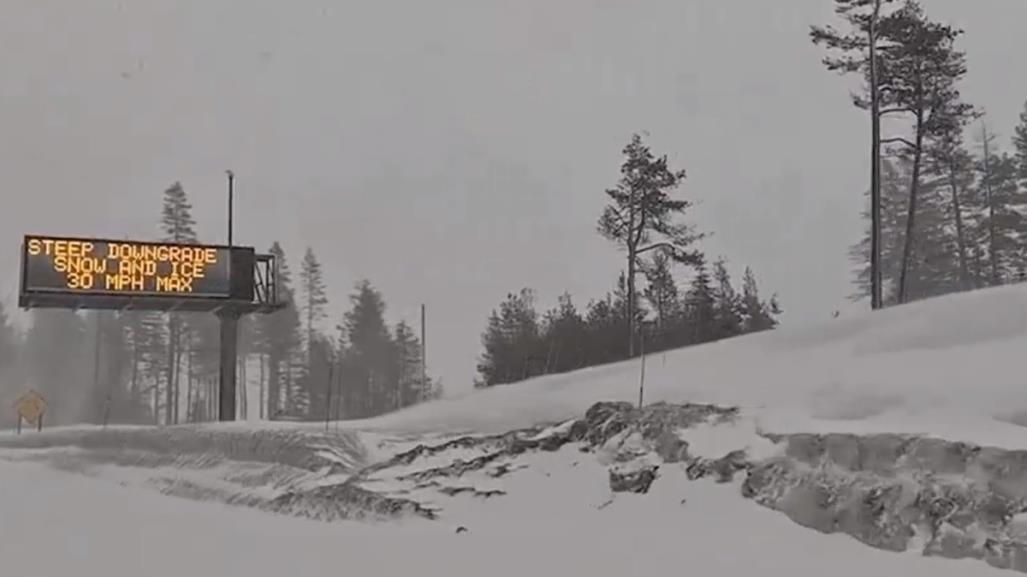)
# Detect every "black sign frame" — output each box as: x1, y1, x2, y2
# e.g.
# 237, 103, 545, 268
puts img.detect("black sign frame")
19, 235, 257, 312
